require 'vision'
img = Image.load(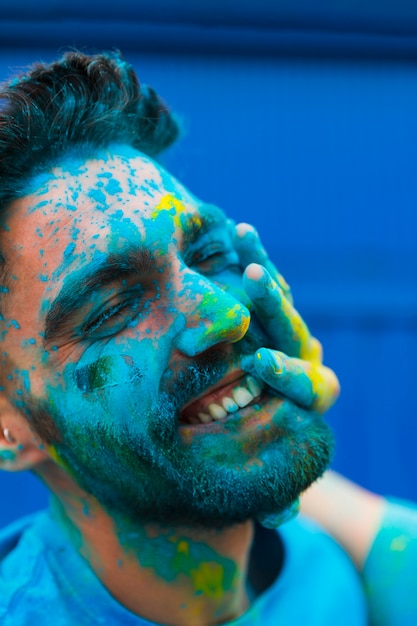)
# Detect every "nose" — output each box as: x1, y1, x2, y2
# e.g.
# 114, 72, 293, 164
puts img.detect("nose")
174, 269, 251, 357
